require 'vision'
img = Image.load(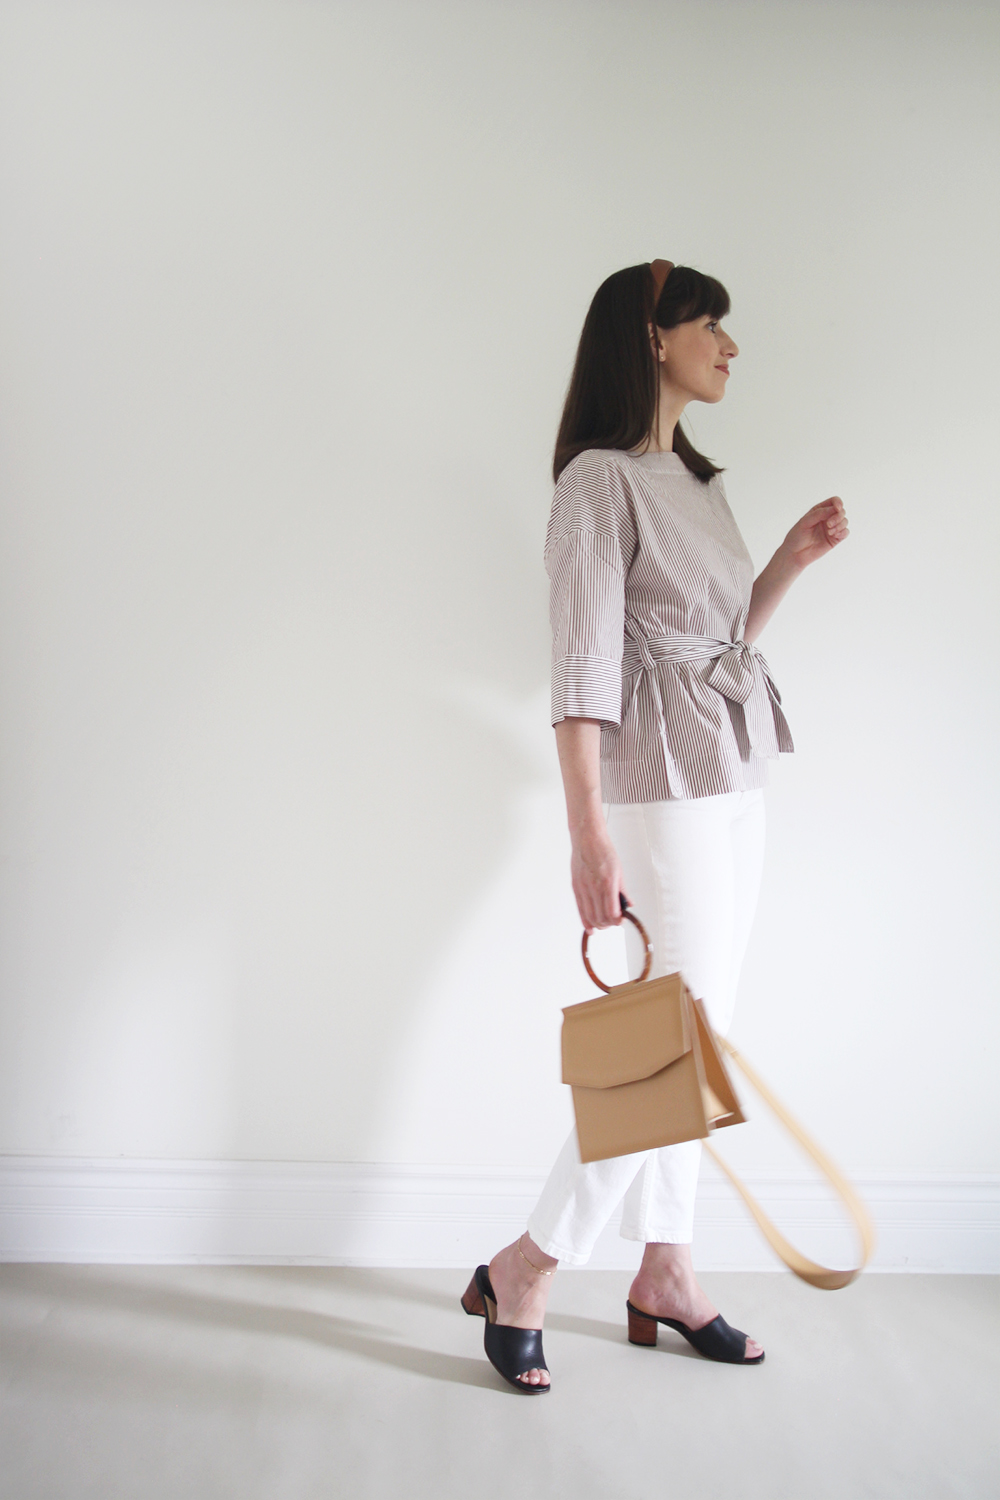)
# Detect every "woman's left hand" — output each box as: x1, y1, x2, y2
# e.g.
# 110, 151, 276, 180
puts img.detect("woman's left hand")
781, 496, 849, 571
